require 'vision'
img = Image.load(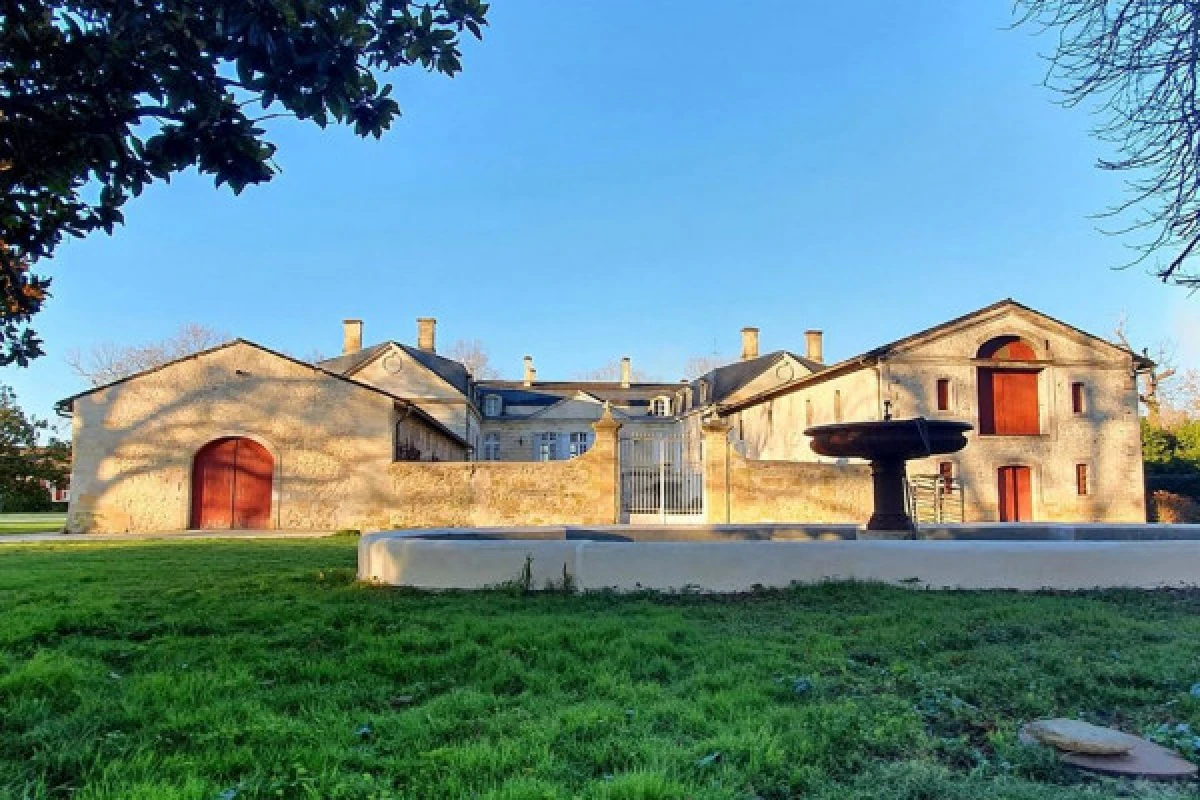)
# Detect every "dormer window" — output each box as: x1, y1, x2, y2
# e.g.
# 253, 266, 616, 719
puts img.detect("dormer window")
650, 396, 672, 417
483, 394, 502, 417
